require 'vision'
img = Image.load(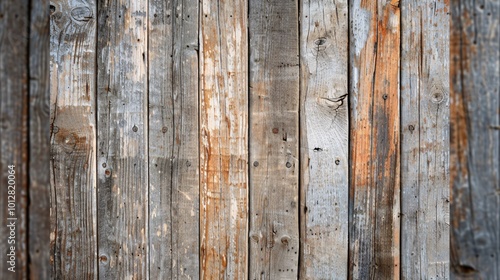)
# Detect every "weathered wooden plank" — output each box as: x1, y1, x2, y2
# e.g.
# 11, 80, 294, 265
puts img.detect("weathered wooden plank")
49, 0, 97, 278
299, 0, 349, 279
450, 0, 500, 278
349, 0, 400, 279
96, 0, 149, 278
29, 0, 51, 278
199, 0, 248, 278
401, 0, 450, 279
0, 0, 29, 278
248, 0, 299, 278
148, 0, 200, 278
